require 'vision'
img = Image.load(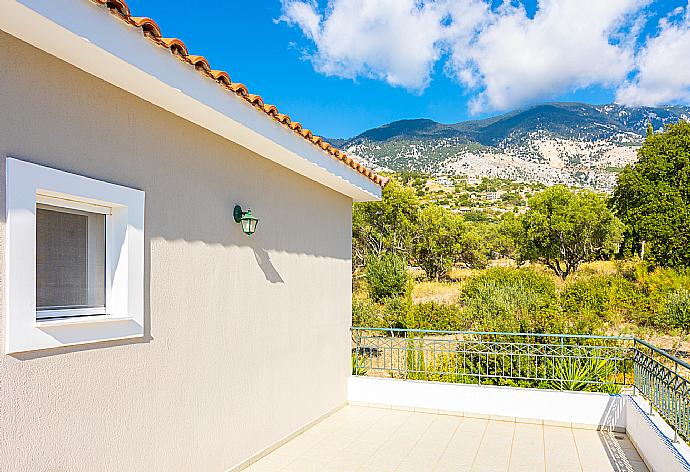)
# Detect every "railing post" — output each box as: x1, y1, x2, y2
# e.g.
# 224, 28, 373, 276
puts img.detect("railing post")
478, 334, 482, 386
648, 345, 654, 417
353, 328, 360, 376
560, 336, 570, 390
673, 363, 679, 443
632, 339, 637, 396
403, 330, 408, 380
